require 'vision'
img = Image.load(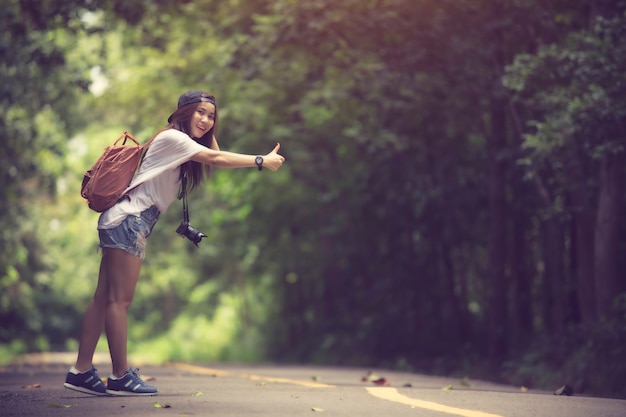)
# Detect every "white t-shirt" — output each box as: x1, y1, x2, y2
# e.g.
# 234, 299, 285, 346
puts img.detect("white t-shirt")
98, 129, 207, 229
